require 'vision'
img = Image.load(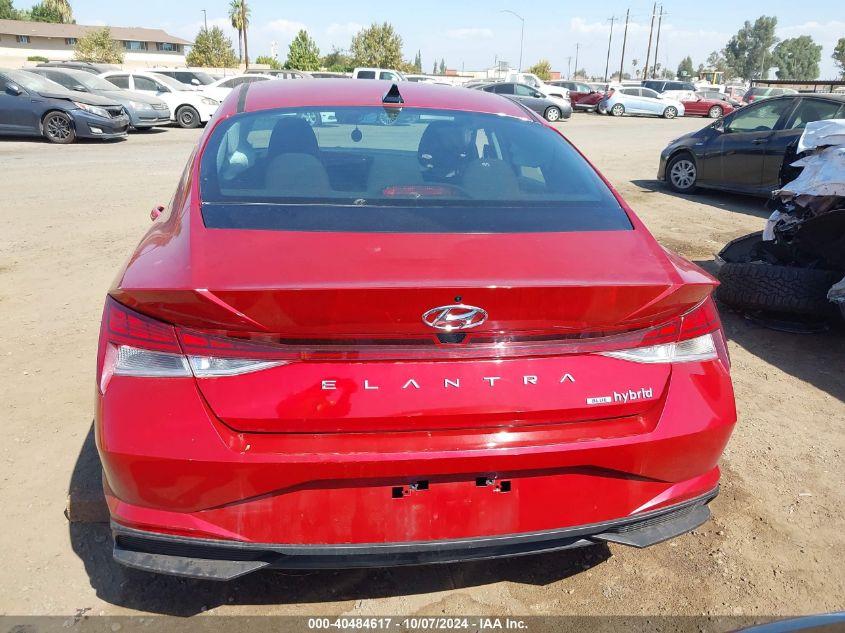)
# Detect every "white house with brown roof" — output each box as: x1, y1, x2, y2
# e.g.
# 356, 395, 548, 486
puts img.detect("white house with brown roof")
0, 19, 192, 68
